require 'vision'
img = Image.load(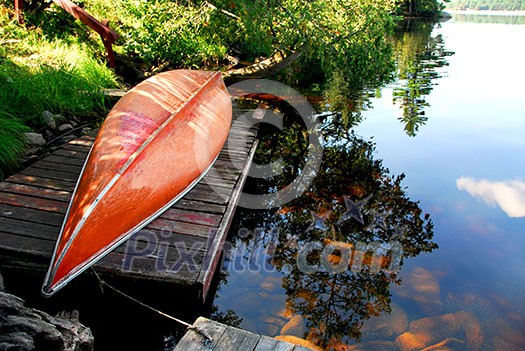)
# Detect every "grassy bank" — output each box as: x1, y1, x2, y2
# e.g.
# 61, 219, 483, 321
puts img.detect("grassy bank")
0, 4, 119, 179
